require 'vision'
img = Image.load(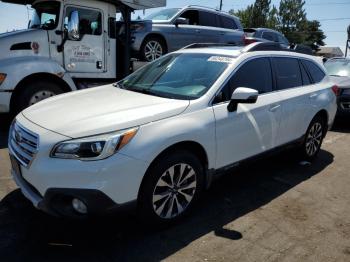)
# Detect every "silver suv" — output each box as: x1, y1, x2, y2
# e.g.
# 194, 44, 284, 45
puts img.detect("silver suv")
130, 5, 244, 61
